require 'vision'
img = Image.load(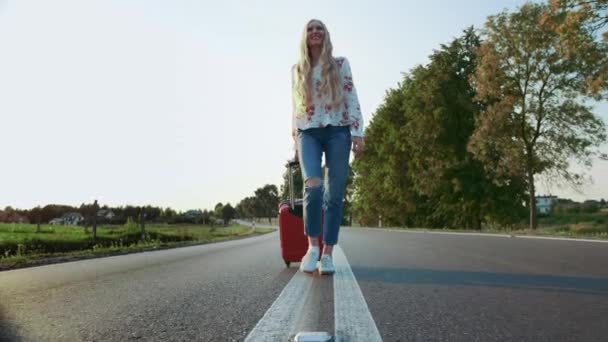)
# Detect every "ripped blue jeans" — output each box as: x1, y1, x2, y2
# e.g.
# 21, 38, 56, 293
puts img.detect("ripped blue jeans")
297, 125, 352, 246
